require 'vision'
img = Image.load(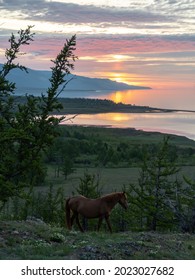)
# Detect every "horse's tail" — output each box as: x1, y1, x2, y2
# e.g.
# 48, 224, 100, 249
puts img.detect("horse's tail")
65, 198, 71, 230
